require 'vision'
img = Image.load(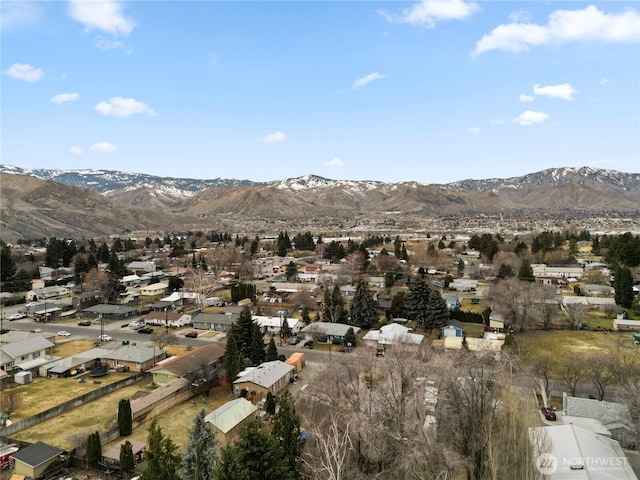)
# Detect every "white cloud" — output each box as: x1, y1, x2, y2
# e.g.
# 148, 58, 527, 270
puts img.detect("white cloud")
326, 157, 345, 168
94, 36, 127, 51
50, 93, 79, 104
474, 5, 640, 55
490, 118, 507, 125
90, 142, 117, 153
533, 83, 577, 100
1, 1, 44, 29
2, 63, 43, 82
95, 97, 155, 117
389, 0, 480, 28
69, 146, 84, 155
261, 131, 287, 144
508, 10, 531, 23
353, 72, 386, 90
467, 127, 480, 134
512, 110, 549, 126
68, 0, 134, 36
519, 94, 535, 102
599, 77, 610, 84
